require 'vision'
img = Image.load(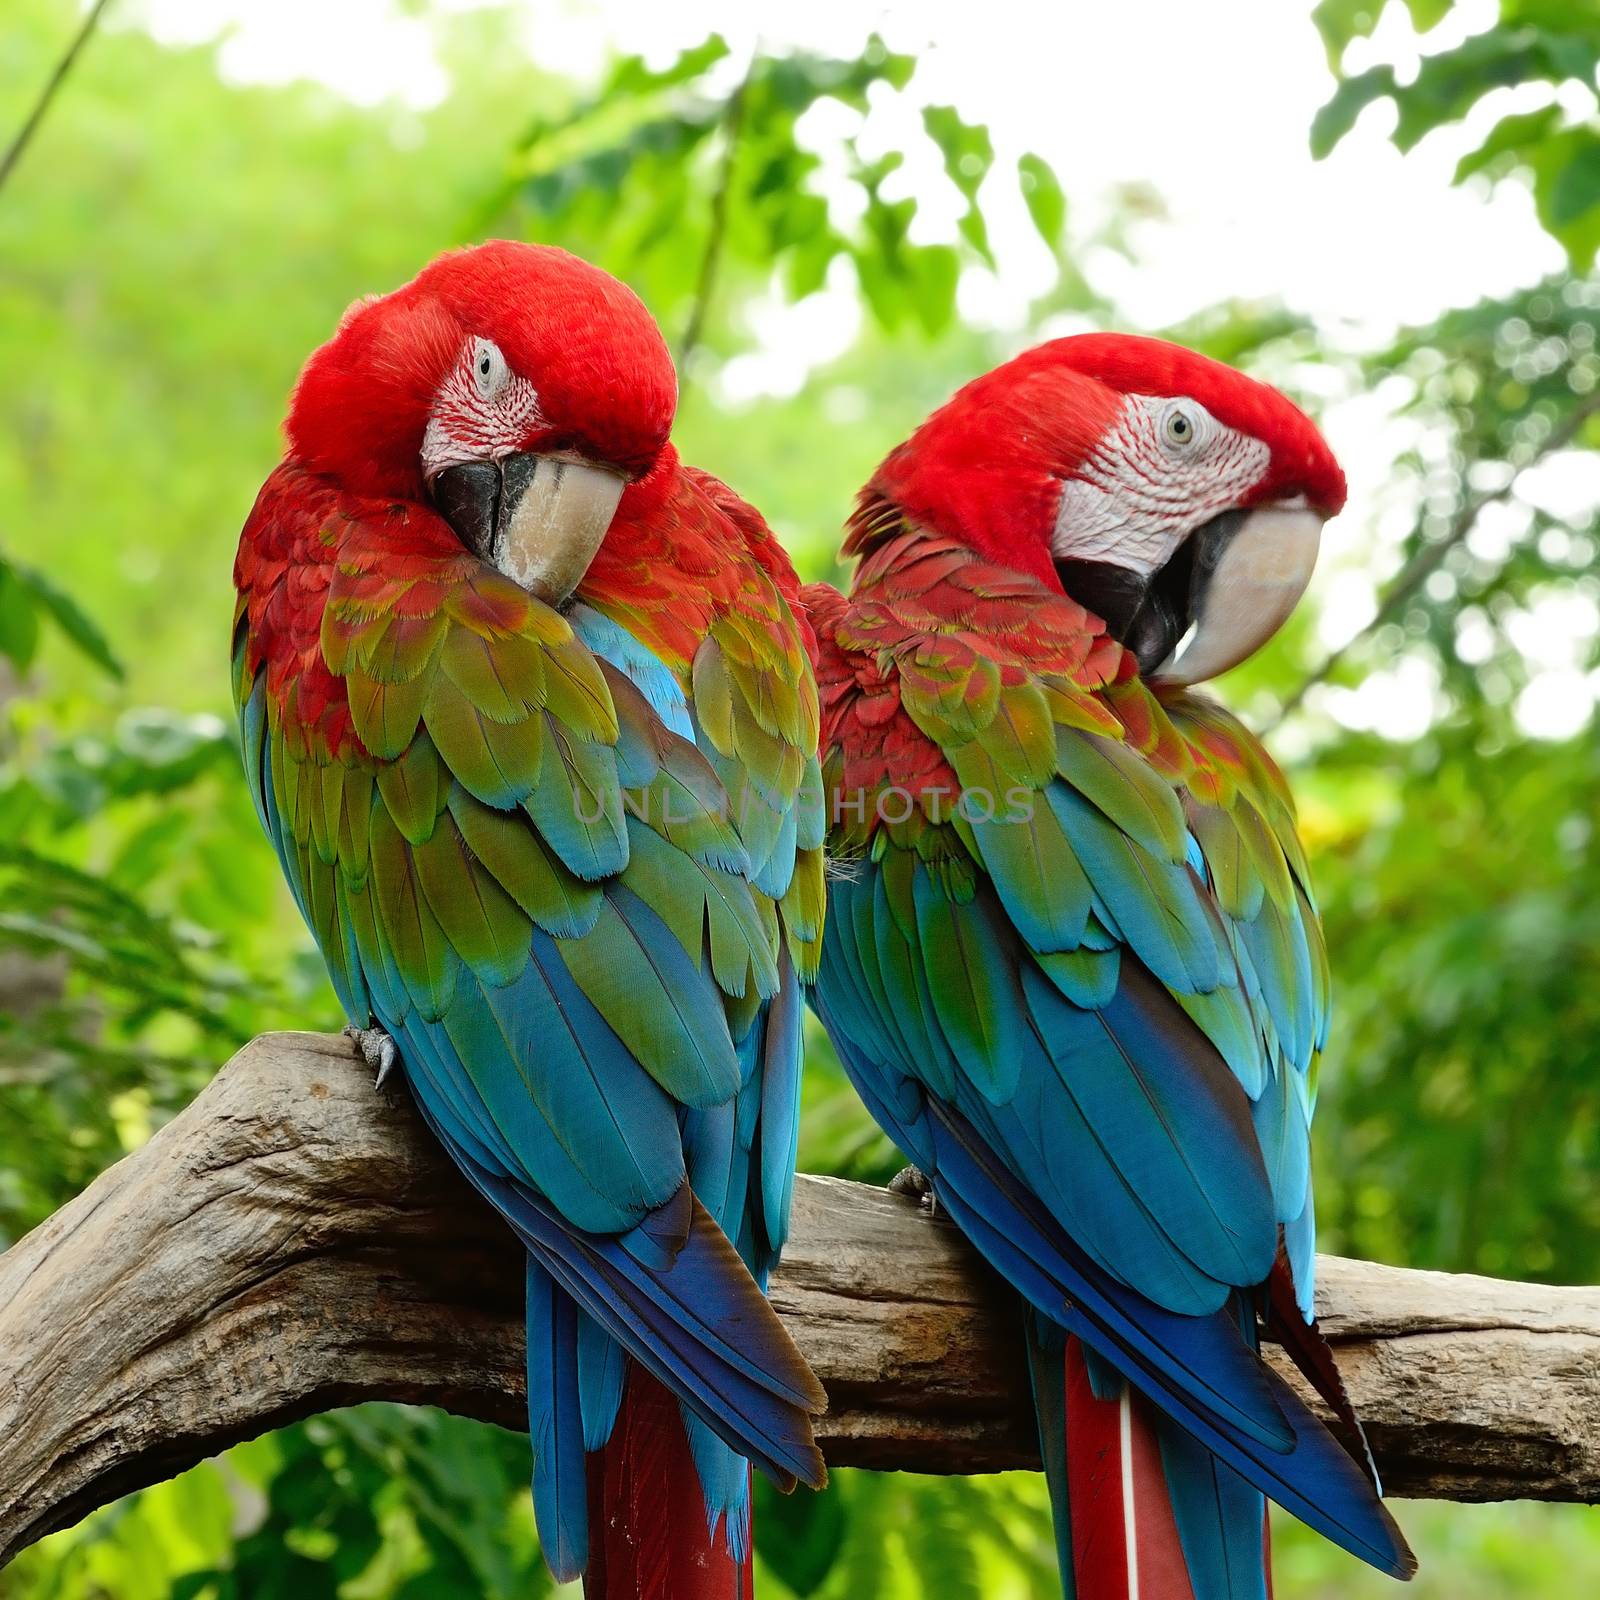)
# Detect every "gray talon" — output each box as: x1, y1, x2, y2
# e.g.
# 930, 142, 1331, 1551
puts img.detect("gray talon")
345, 1024, 399, 1091
889, 1164, 938, 1215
